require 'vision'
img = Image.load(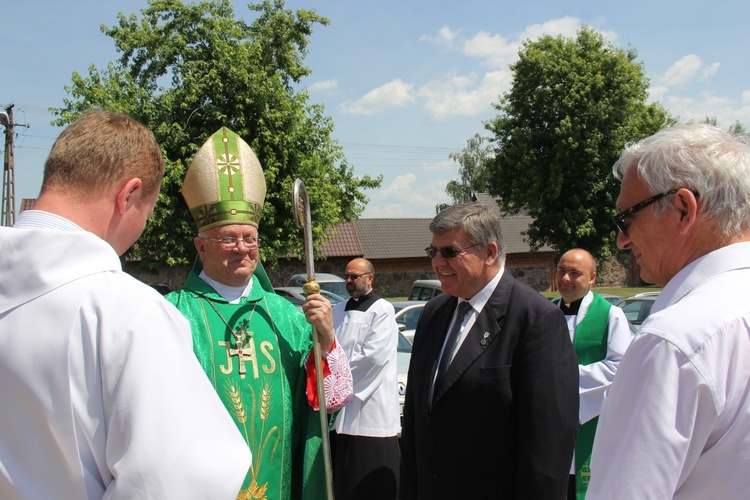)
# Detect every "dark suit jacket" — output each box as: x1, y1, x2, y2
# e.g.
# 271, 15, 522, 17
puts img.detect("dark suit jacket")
399, 271, 578, 500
